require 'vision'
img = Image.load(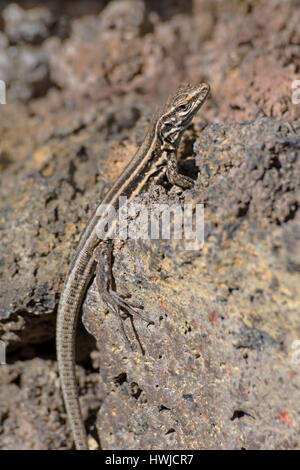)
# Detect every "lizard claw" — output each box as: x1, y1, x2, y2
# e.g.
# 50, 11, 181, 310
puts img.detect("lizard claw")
103, 290, 154, 325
